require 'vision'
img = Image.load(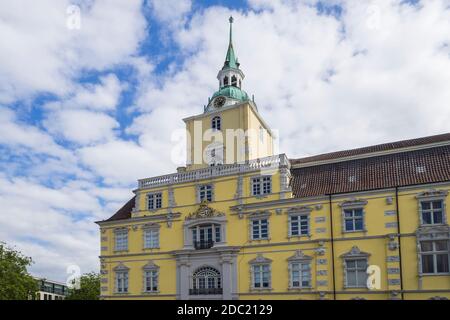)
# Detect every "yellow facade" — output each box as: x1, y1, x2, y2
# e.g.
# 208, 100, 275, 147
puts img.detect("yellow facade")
96, 18, 450, 300
98, 181, 450, 300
